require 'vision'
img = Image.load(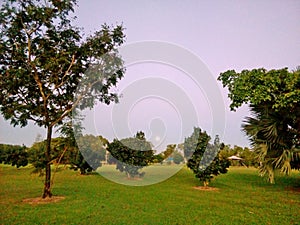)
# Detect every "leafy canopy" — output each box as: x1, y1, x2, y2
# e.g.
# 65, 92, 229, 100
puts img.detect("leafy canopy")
218, 68, 300, 183
107, 131, 154, 178
0, 0, 125, 128
0, 0, 125, 197
186, 127, 229, 186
